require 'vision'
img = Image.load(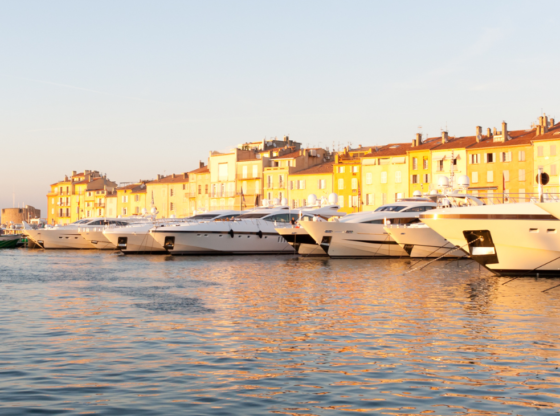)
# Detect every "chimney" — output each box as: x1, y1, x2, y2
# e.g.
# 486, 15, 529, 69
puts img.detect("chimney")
487, 128, 492, 137
502, 121, 508, 141
172, 173, 176, 178
476, 126, 482, 143
358, 144, 362, 148
284, 136, 288, 142
441, 131, 448, 144
183, 173, 187, 179
544, 115, 549, 133
416, 133, 422, 146
72, 170, 77, 176
493, 127, 497, 135
551, 118, 555, 128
